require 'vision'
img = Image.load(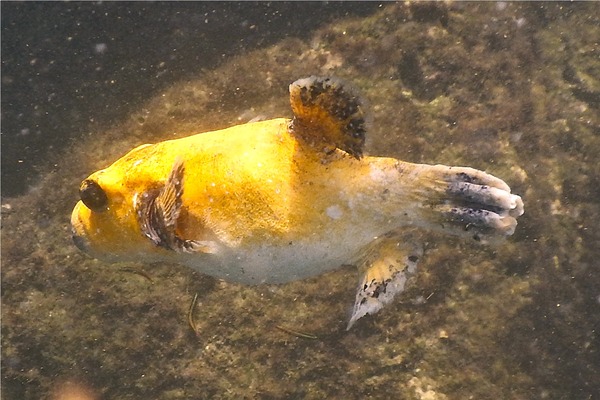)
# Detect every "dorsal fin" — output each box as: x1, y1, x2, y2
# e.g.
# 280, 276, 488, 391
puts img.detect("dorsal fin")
289, 76, 368, 159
